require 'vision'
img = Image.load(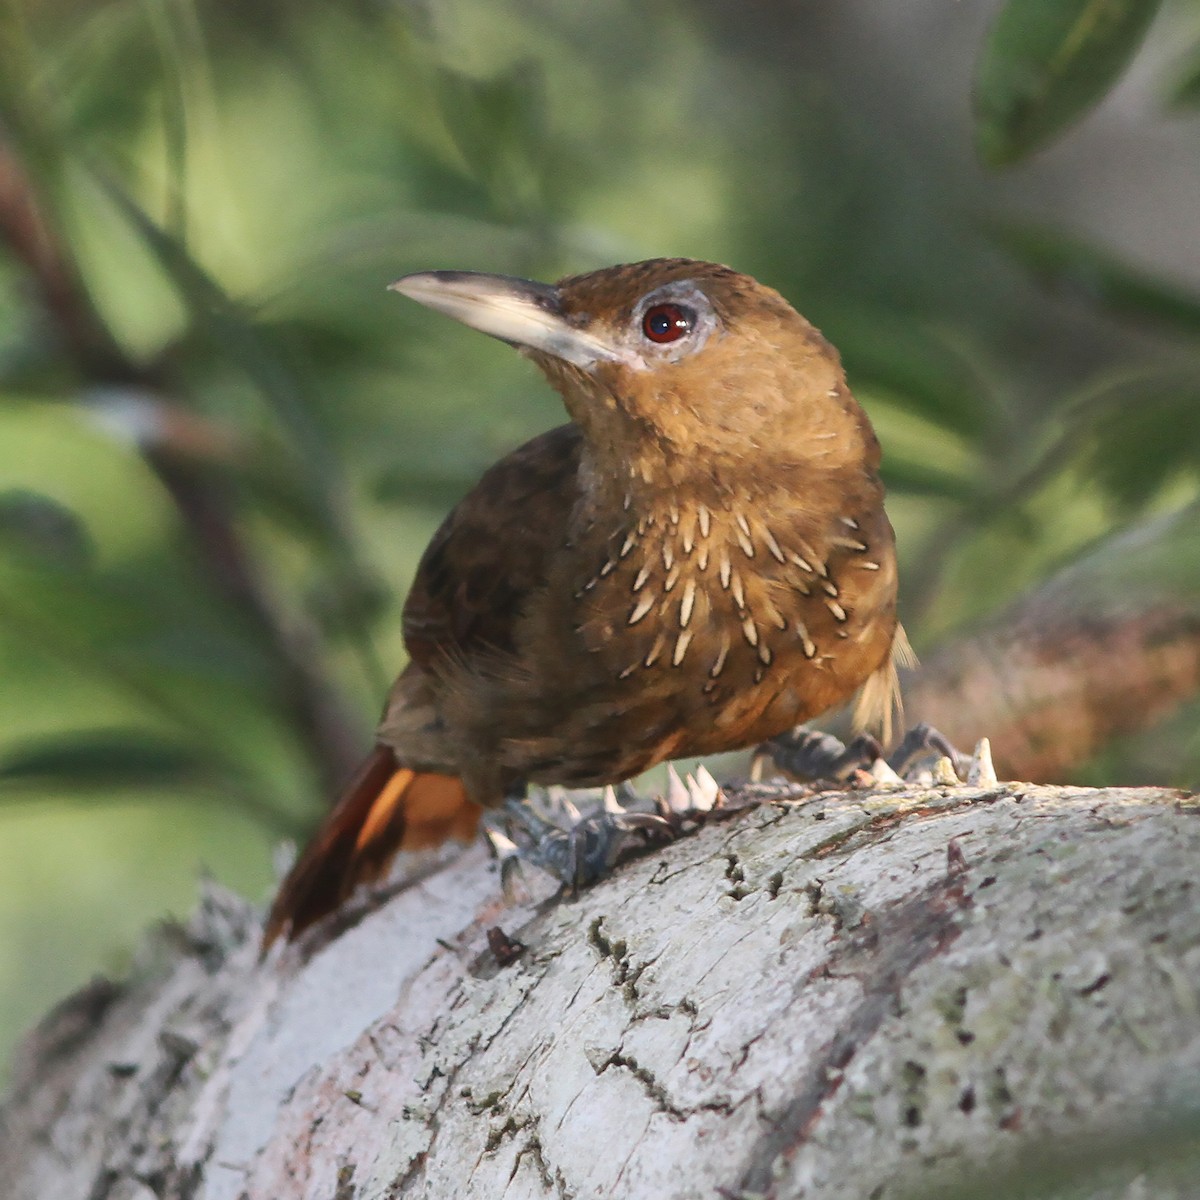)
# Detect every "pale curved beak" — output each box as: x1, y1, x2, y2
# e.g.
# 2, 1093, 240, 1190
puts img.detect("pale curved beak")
389, 270, 621, 369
